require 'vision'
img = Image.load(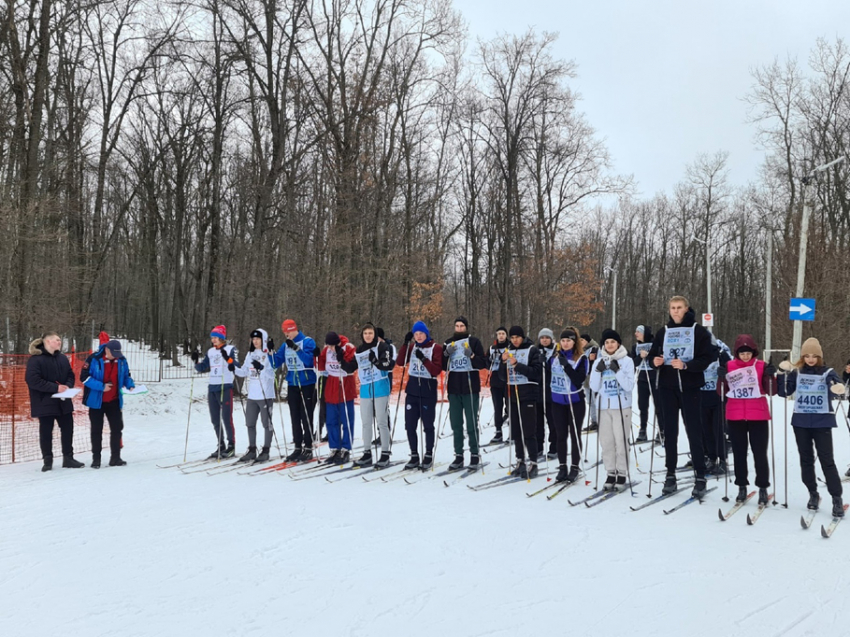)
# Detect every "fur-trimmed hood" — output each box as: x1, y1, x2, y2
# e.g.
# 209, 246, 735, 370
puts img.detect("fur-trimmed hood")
29, 338, 46, 356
